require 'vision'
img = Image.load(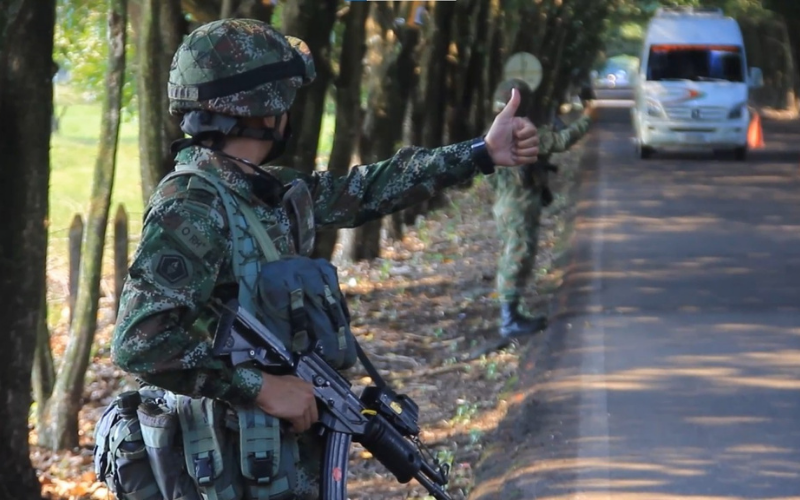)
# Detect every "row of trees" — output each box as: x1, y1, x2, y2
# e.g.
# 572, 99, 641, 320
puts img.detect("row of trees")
2, 0, 800, 498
